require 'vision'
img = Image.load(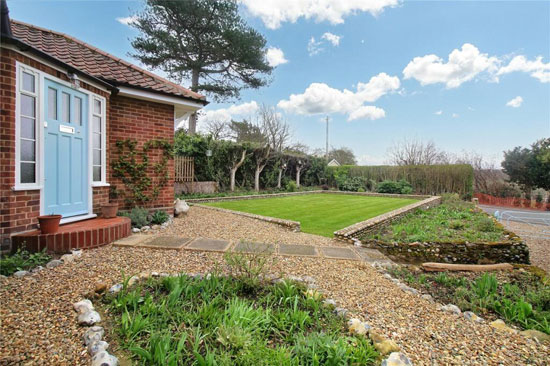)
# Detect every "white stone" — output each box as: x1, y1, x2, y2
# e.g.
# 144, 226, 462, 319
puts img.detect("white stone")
127, 275, 140, 286
132, 228, 140, 233
91, 351, 118, 366
31, 266, 44, 273
323, 299, 337, 307
141, 226, 150, 232
108, 283, 123, 294
13, 270, 29, 278
334, 307, 348, 317
46, 259, 62, 269
421, 294, 433, 302
78, 310, 101, 326
151, 271, 160, 277
60, 254, 74, 263
151, 225, 160, 230
383, 274, 393, 280
441, 304, 461, 315
83, 326, 104, 346
303, 276, 315, 284
71, 249, 83, 258
463, 311, 484, 323
381, 352, 413, 366
348, 318, 369, 335
73, 299, 94, 314
174, 199, 190, 216
88, 340, 109, 356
